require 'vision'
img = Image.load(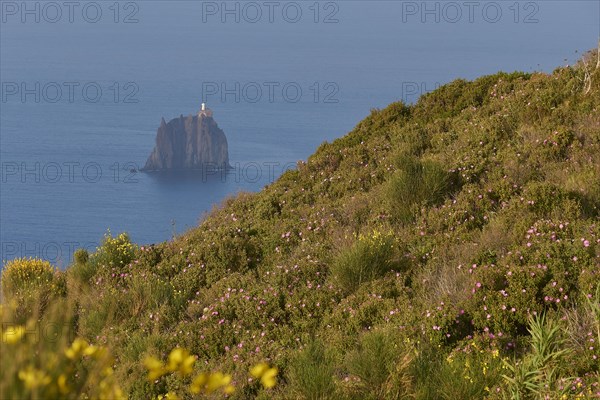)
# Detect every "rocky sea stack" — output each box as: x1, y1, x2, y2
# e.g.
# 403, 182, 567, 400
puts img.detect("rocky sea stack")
142, 105, 230, 171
